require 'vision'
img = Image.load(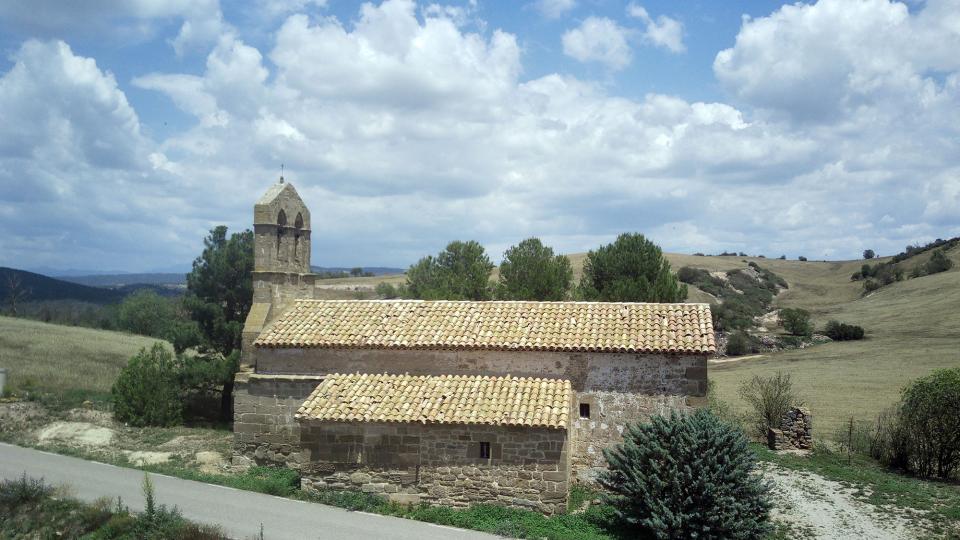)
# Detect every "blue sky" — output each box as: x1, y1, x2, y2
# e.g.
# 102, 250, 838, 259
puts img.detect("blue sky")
1, 0, 958, 272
